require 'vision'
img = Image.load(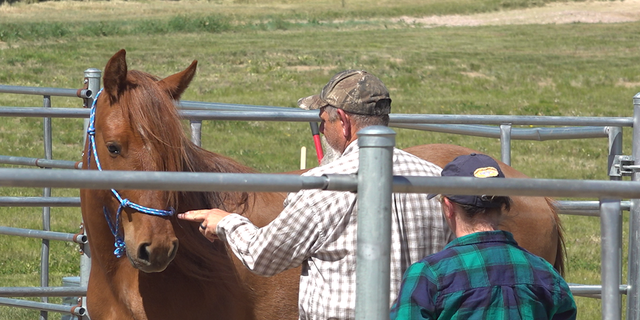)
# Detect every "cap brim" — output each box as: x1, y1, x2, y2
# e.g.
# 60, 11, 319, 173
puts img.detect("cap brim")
297, 94, 325, 110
